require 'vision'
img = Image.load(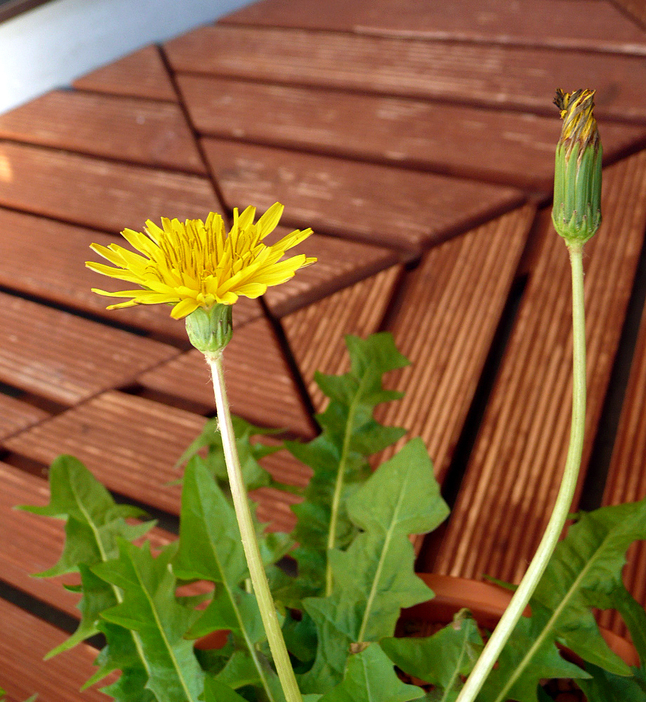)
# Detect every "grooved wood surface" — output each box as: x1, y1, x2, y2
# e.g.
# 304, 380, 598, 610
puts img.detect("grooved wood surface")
376, 205, 536, 481
178, 75, 646, 191
165, 25, 646, 122
0, 90, 205, 173
0, 141, 220, 232
0, 208, 262, 340
434, 151, 646, 583
0, 598, 110, 702
223, 0, 646, 53
73, 46, 177, 101
0, 291, 178, 404
138, 317, 316, 437
282, 266, 402, 411
612, 0, 646, 30
598, 300, 646, 636
203, 138, 524, 251
0, 393, 49, 439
